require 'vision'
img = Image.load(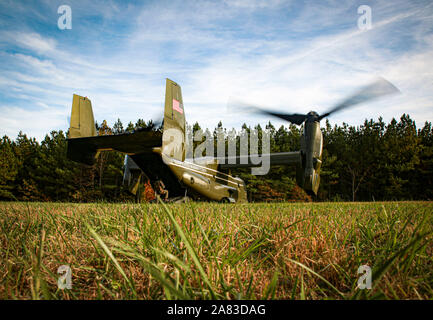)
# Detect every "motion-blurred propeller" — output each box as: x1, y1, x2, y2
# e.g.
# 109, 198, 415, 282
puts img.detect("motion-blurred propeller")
229, 77, 400, 125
